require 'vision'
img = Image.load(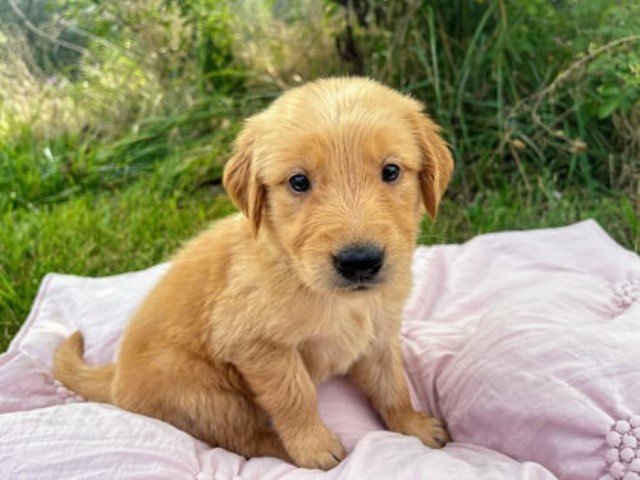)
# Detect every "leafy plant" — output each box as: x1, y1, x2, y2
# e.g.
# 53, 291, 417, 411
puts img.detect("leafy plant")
336, 0, 639, 197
